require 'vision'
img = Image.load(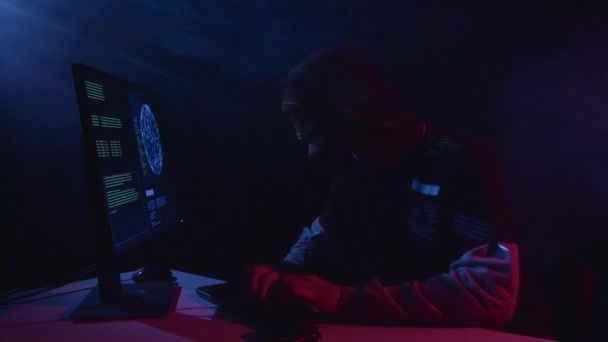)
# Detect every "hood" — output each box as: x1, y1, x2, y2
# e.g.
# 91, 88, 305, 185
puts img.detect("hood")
281, 45, 424, 164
